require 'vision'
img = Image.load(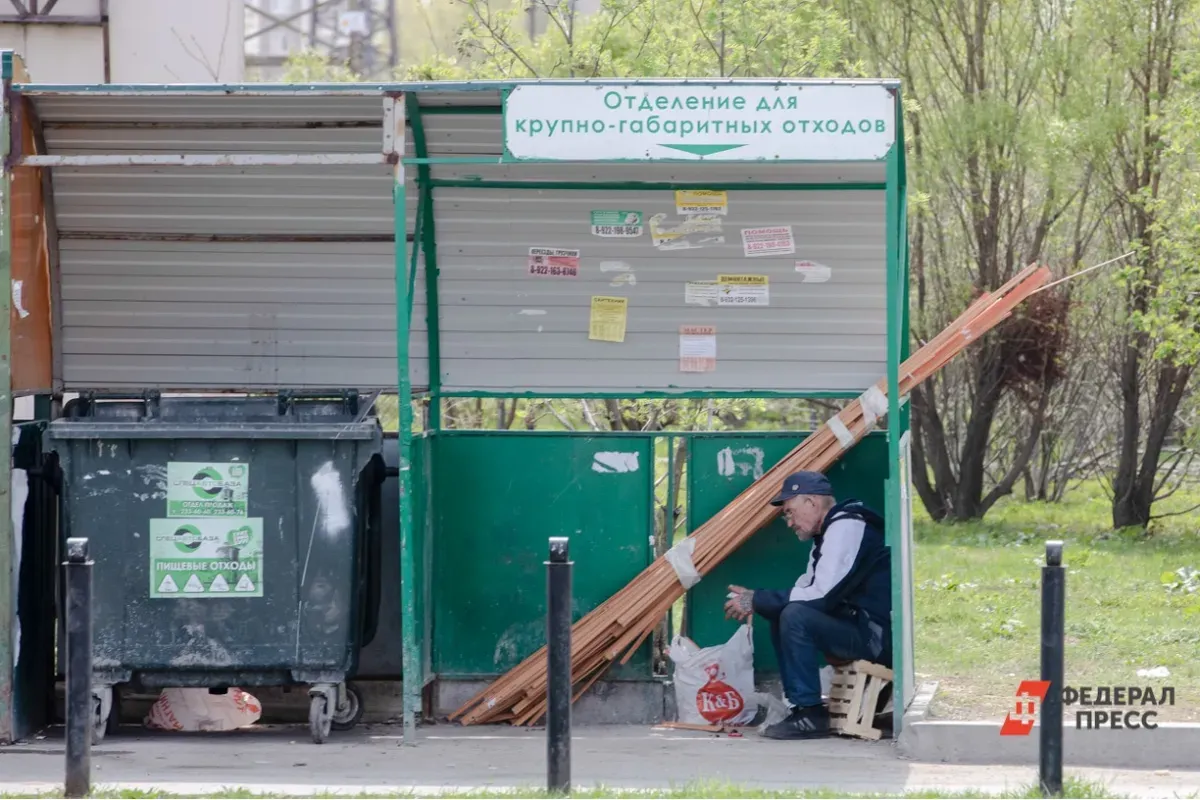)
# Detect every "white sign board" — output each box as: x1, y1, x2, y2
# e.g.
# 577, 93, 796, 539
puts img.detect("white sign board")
503, 84, 896, 162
